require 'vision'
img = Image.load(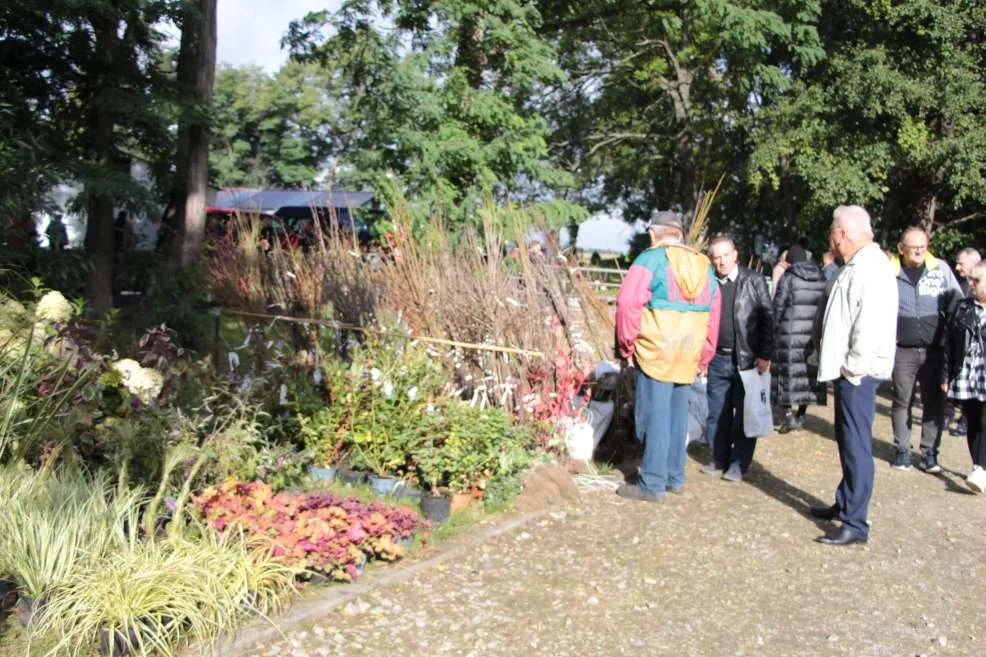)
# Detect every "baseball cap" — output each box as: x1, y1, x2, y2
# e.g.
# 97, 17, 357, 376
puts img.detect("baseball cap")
649, 210, 683, 231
